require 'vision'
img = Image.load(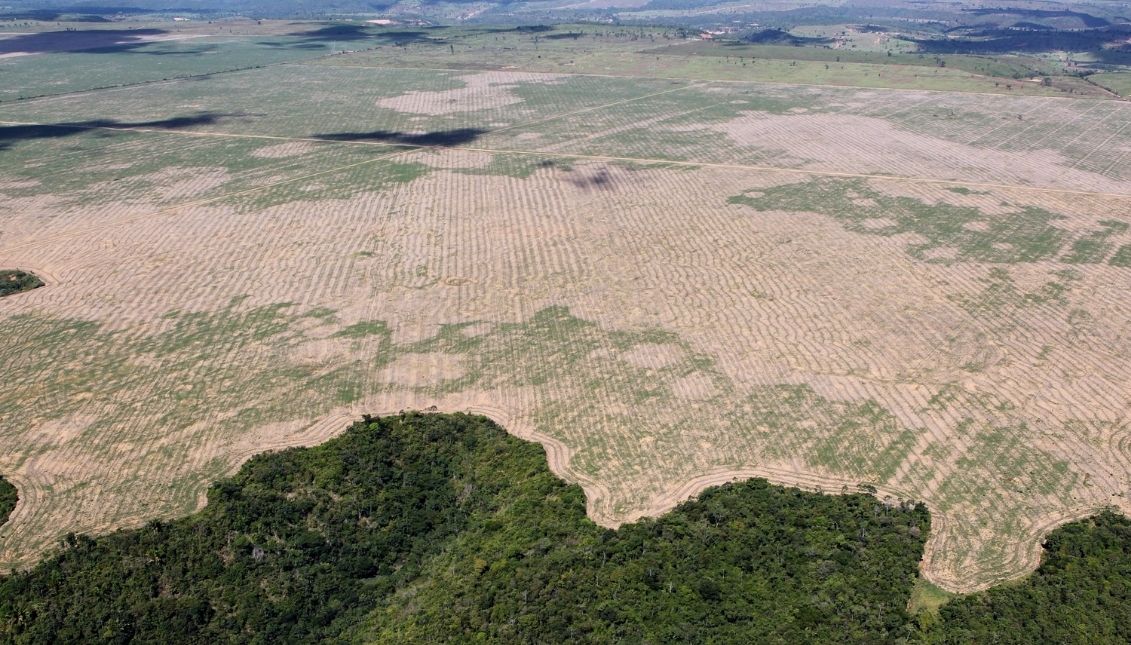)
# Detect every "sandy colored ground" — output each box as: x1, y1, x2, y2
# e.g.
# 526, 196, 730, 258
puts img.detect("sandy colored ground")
375, 71, 566, 116
2, 66, 1131, 595
689, 111, 1130, 194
